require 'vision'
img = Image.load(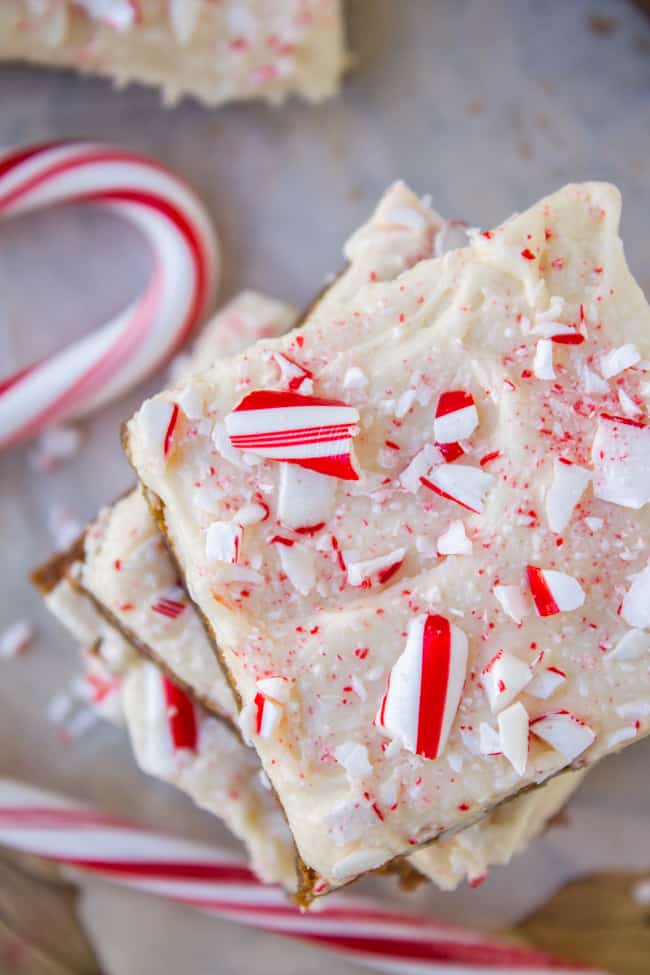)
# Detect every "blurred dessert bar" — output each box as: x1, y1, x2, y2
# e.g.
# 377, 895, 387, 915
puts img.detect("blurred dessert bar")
0, 1, 346, 106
